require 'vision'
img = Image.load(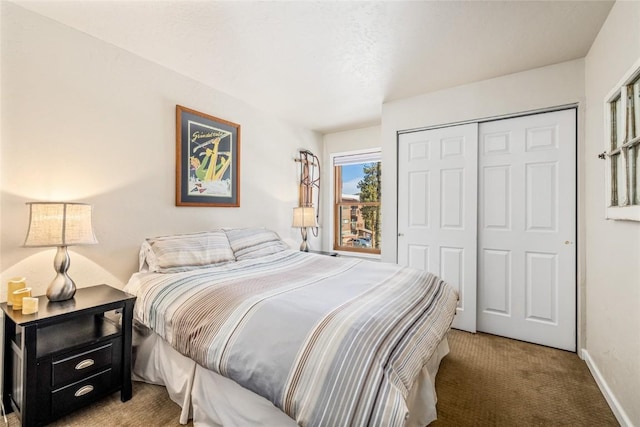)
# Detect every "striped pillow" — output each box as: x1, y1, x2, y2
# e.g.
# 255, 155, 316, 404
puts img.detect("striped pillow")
224, 227, 289, 261
143, 230, 235, 273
